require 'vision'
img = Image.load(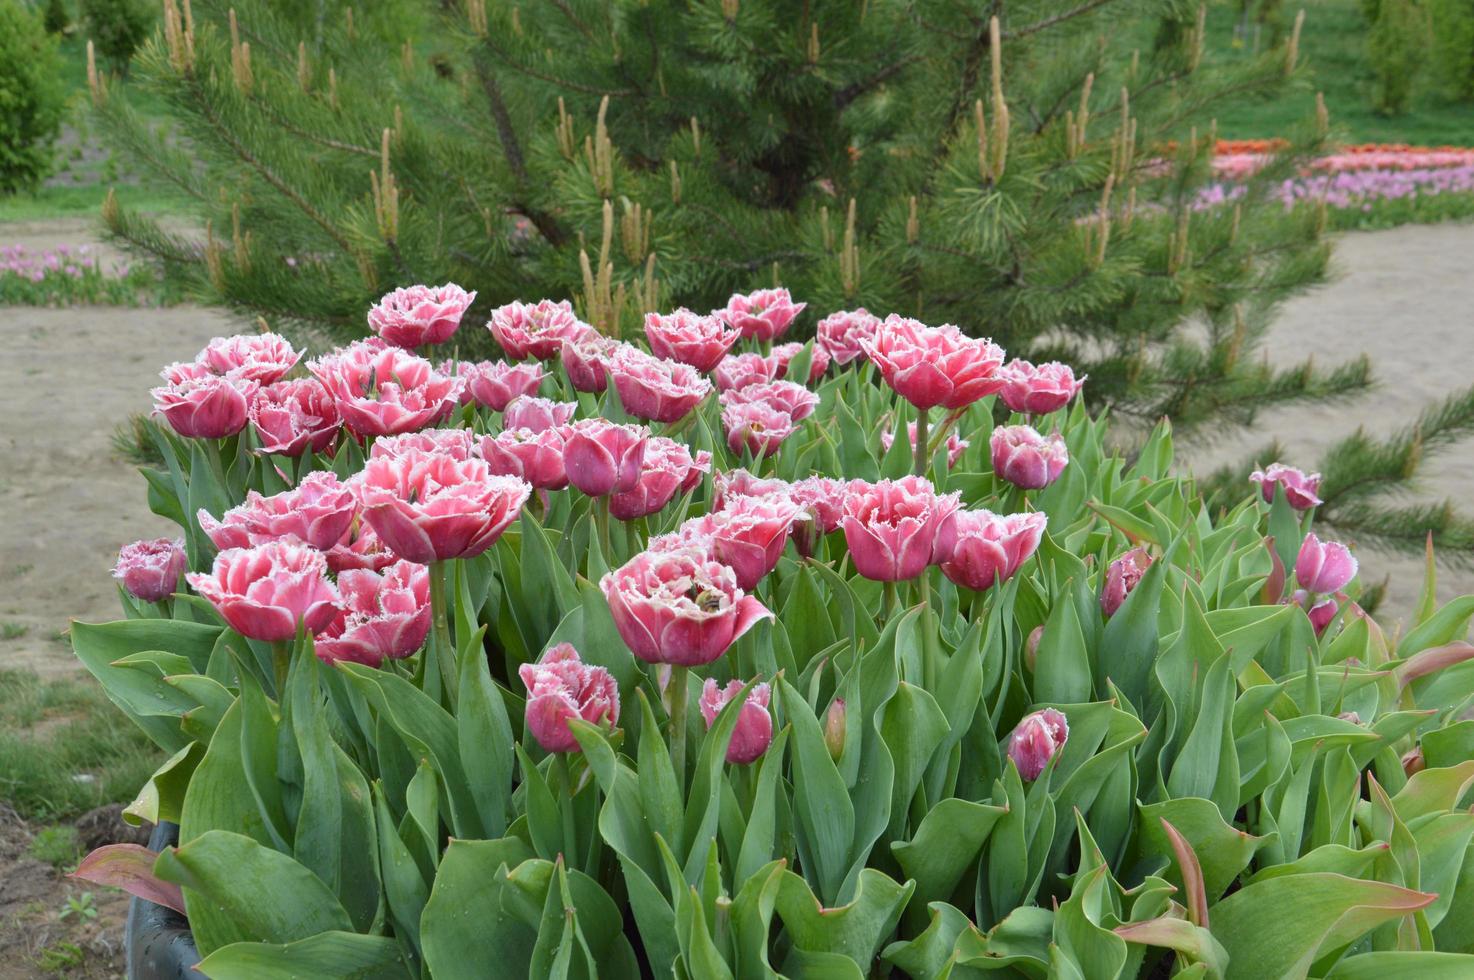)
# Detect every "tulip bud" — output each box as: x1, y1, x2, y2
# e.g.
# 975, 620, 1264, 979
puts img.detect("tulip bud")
1101, 547, 1152, 617
1024, 624, 1044, 673
113, 538, 188, 603
1402, 746, 1426, 778
1336, 711, 1362, 725
1007, 707, 1069, 781
823, 698, 847, 761
1295, 533, 1357, 596
699, 679, 773, 765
